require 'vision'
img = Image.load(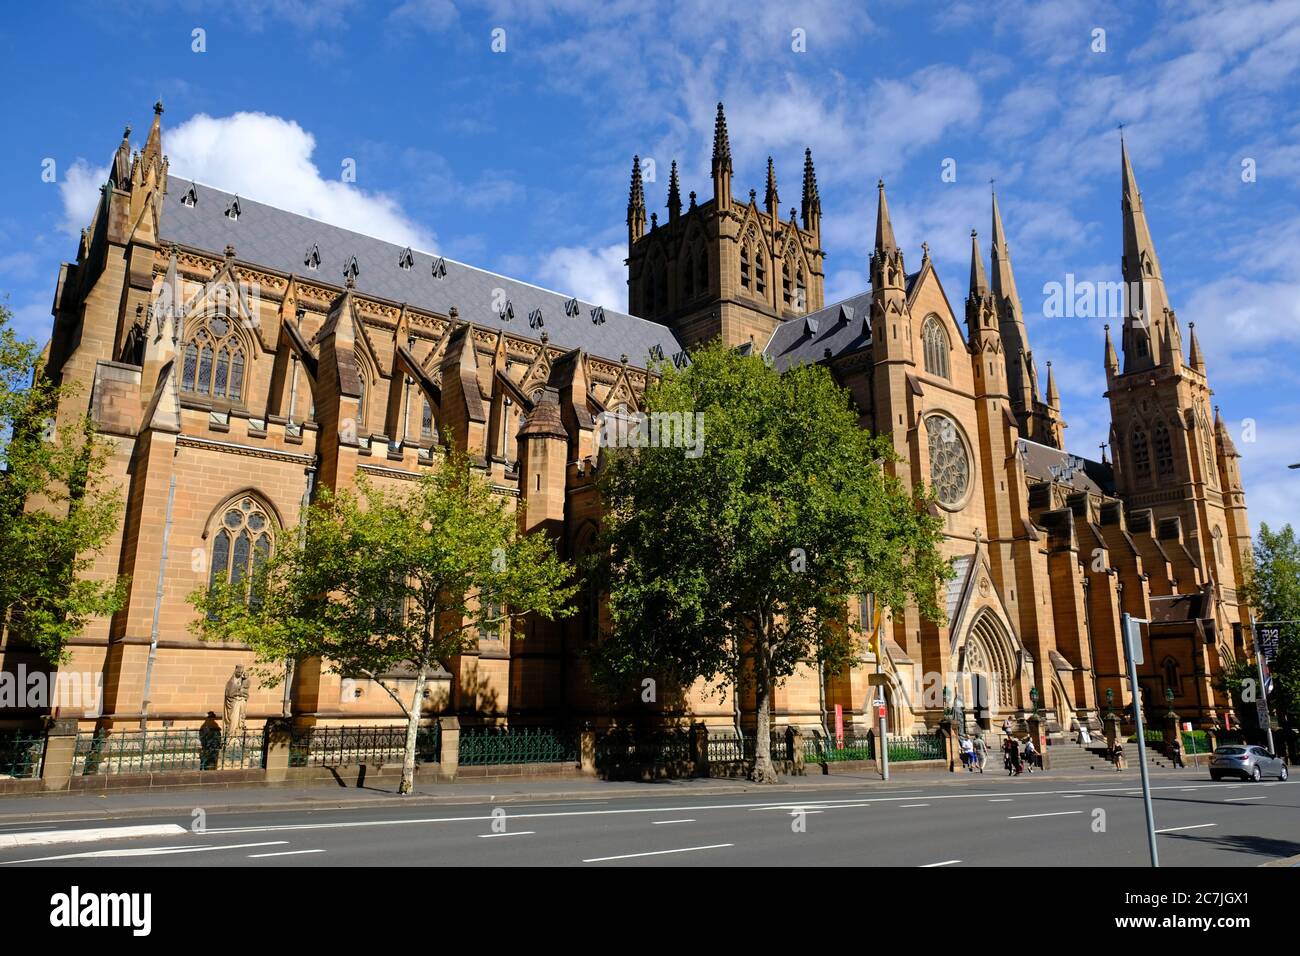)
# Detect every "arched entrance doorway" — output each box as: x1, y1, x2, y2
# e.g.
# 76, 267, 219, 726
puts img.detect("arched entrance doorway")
963, 611, 1018, 730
